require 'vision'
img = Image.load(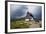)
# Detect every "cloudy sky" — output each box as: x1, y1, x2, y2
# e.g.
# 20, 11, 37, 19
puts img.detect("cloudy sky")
10, 4, 42, 19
